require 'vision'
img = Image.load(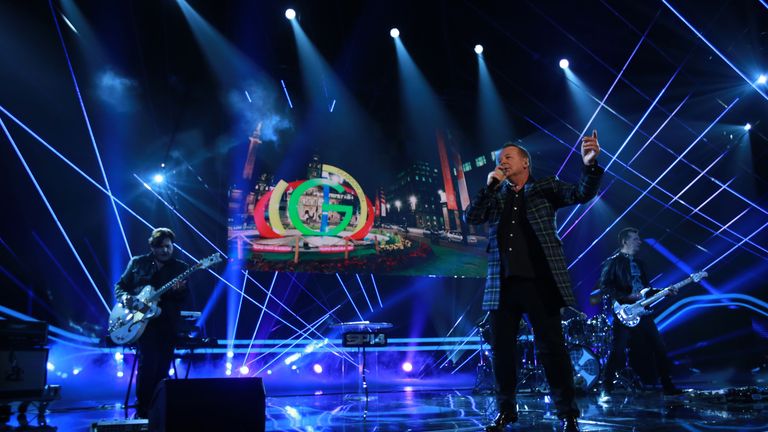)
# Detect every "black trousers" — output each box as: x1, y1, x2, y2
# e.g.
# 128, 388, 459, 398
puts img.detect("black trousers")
603, 316, 674, 390
488, 277, 579, 419
135, 322, 175, 417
